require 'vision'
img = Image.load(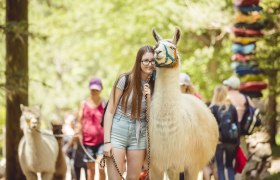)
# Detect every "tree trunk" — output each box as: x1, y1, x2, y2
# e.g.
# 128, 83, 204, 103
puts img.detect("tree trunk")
5, 0, 28, 179
266, 72, 277, 146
